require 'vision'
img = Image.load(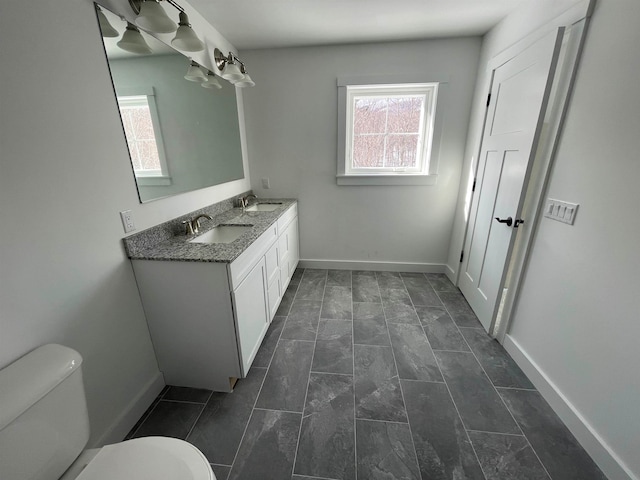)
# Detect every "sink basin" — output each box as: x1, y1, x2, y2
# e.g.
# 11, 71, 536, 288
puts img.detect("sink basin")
245, 203, 282, 212
189, 225, 252, 244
